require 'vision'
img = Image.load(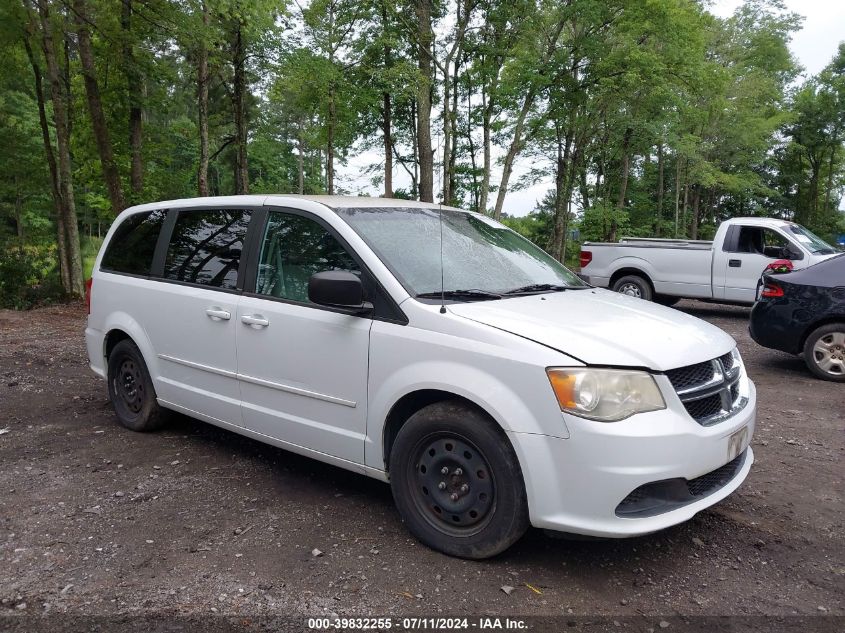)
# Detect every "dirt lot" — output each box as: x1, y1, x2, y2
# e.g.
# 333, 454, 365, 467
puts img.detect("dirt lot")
0, 301, 842, 629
